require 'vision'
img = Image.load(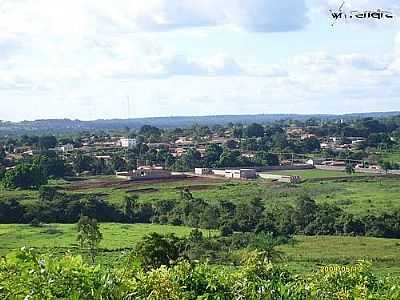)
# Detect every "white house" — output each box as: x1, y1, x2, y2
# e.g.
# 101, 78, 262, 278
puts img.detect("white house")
195, 168, 211, 175
61, 144, 74, 152
224, 169, 257, 179
120, 138, 137, 149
